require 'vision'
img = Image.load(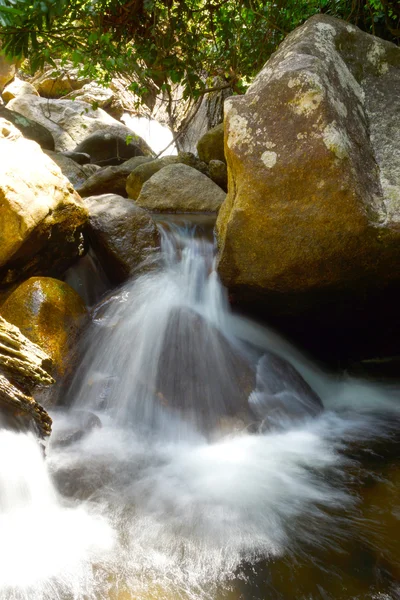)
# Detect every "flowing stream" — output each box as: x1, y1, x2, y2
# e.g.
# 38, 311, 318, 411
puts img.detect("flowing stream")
0, 218, 399, 600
